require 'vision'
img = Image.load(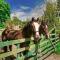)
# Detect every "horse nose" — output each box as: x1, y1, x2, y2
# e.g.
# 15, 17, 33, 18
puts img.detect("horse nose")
46, 33, 50, 39
35, 32, 40, 39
